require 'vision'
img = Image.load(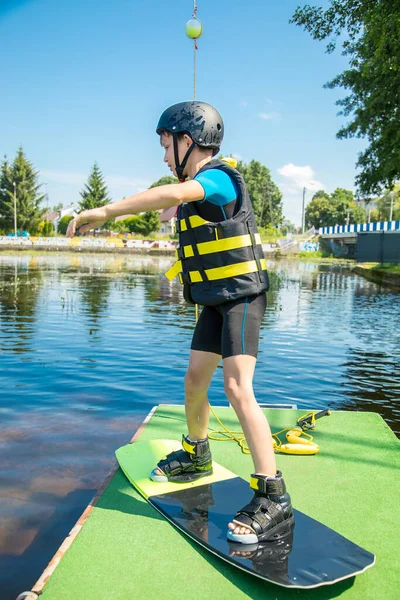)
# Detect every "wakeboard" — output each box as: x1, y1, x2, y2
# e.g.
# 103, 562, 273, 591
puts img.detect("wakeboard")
115, 439, 375, 589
